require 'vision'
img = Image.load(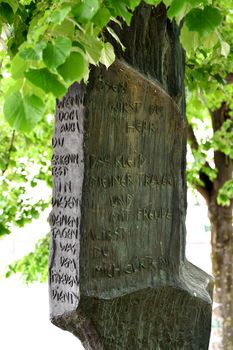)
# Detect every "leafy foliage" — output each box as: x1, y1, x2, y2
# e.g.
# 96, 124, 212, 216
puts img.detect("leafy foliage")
217, 179, 233, 206
4, 92, 45, 132
185, 0, 233, 207
0, 0, 226, 133
212, 119, 233, 159
5, 234, 49, 283
0, 100, 53, 236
